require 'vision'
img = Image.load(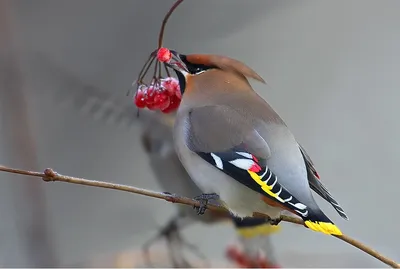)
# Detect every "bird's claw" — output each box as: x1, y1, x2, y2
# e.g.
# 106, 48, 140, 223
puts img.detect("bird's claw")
193, 200, 207, 215
193, 193, 219, 215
